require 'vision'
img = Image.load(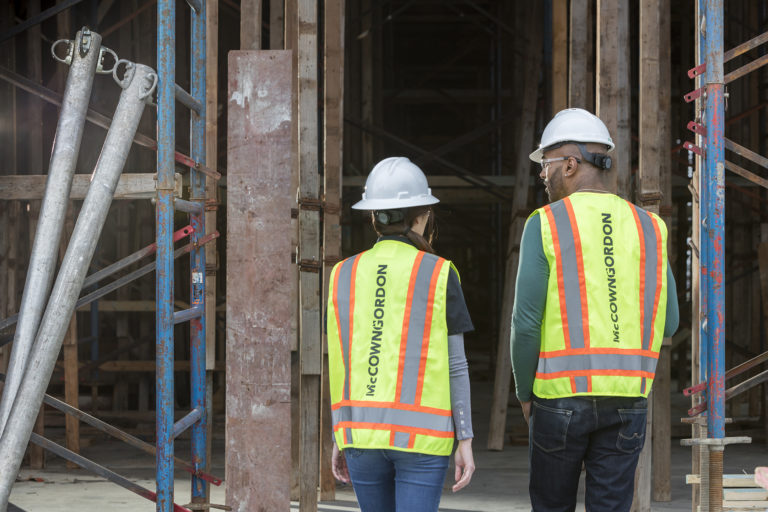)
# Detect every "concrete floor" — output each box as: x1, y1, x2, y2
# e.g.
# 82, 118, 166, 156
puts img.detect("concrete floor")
8, 379, 768, 511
